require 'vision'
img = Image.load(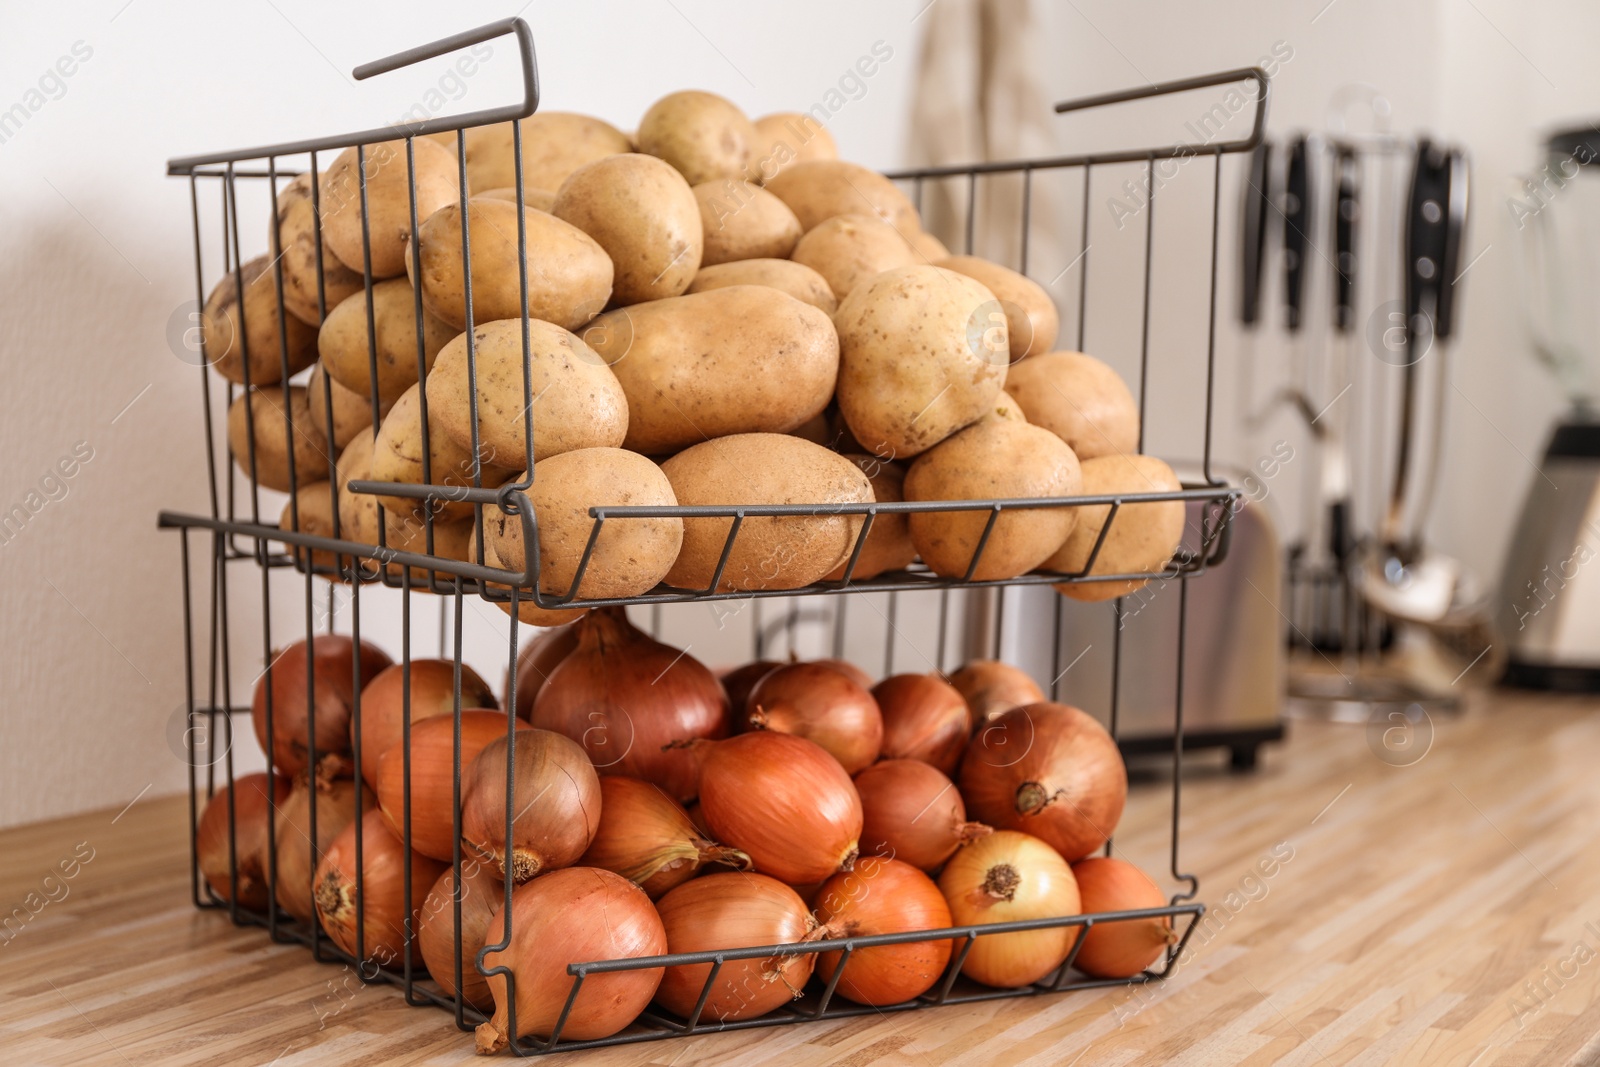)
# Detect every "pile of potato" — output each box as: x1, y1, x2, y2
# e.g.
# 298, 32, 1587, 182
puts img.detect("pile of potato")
207, 91, 1186, 615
